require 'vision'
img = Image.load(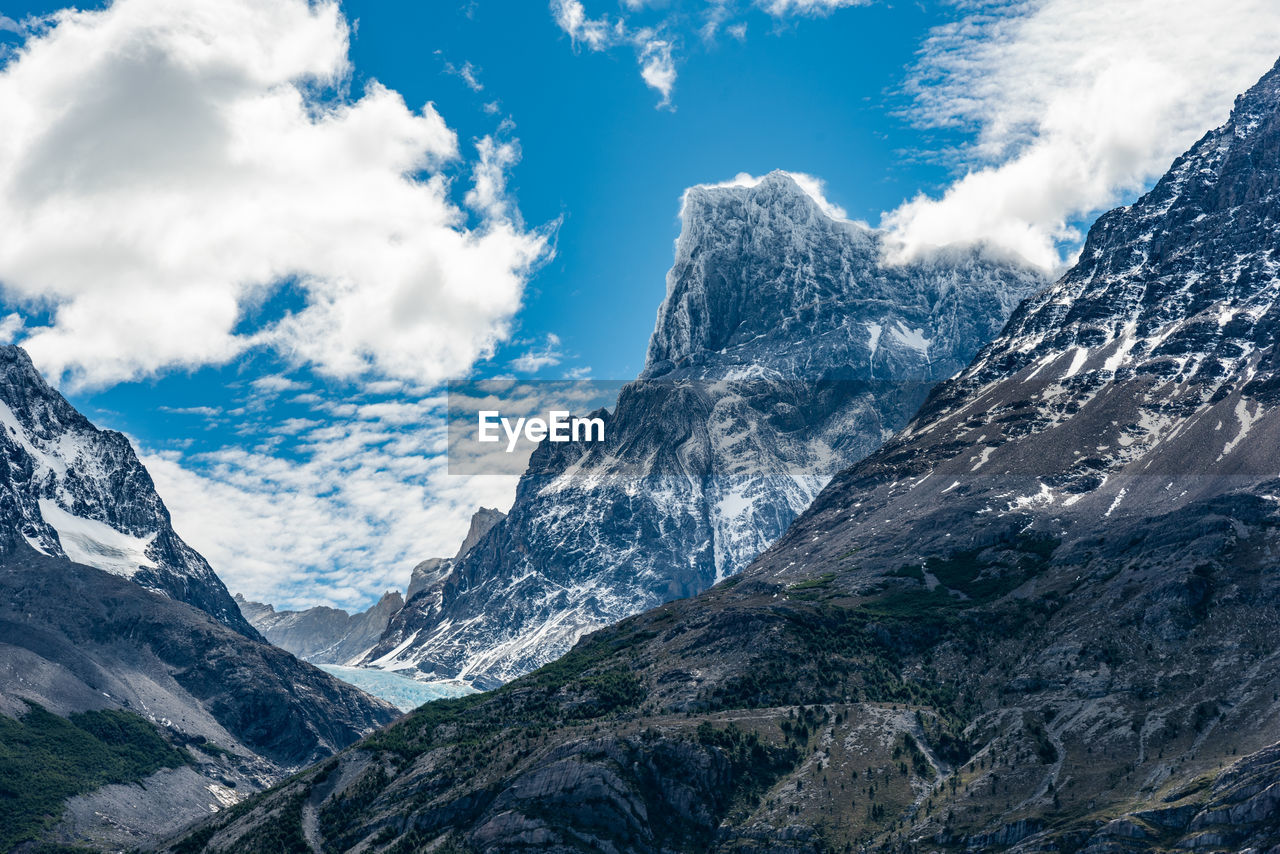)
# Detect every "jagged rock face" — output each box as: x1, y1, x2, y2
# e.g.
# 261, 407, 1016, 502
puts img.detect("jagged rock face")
236, 590, 405, 665
177, 59, 1280, 854
404, 557, 451, 603
404, 506, 505, 601
362, 173, 1043, 688
0, 346, 254, 636
451, 506, 506, 564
